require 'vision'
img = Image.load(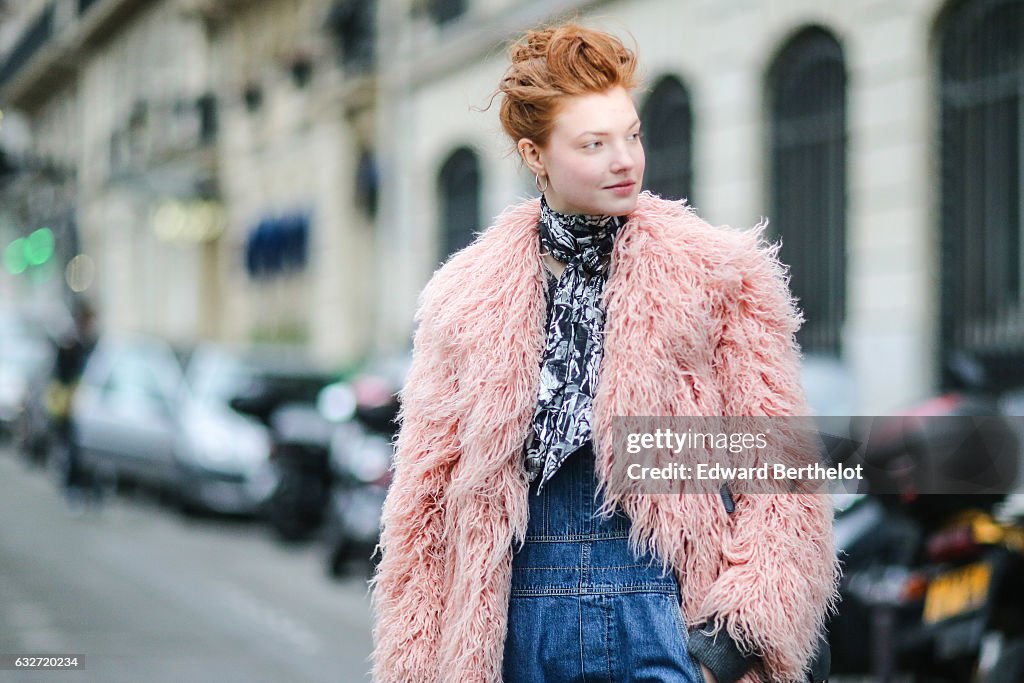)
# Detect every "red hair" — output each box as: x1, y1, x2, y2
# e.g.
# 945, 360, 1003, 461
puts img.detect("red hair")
498, 23, 638, 148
